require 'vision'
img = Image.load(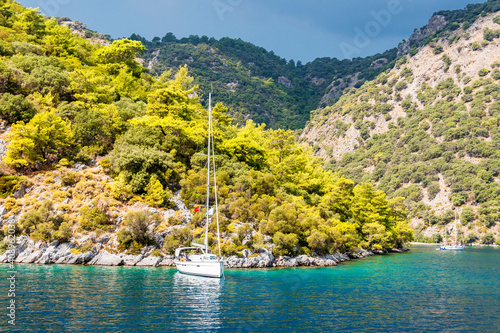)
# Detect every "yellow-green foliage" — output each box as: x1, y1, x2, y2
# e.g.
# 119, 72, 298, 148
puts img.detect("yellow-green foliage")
17, 200, 71, 242
73, 180, 99, 200
2, 197, 19, 214
60, 172, 80, 186
0, 175, 29, 198
117, 210, 159, 251
51, 190, 70, 202
108, 176, 134, 201
167, 211, 185, 226
79, 204, 111, 231
5, 112, 74, 168
143, 176, 173, 208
